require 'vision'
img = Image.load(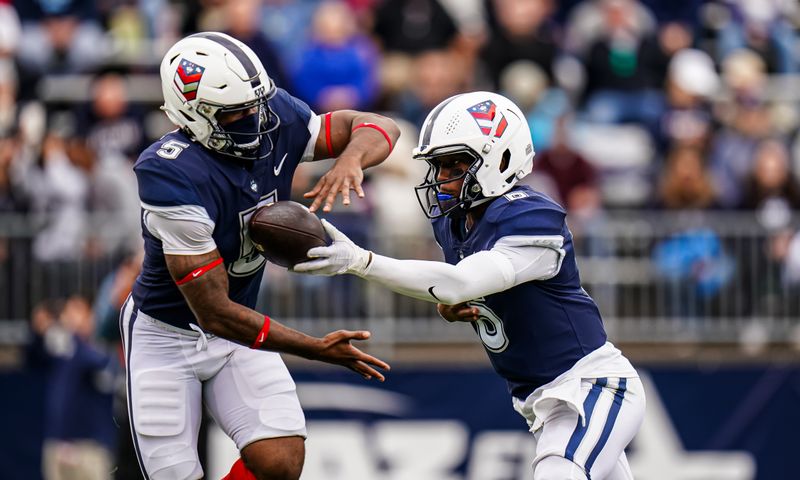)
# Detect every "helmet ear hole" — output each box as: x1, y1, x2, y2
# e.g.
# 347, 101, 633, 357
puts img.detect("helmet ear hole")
499, 149, 511, 173
500, 149, 516, 184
